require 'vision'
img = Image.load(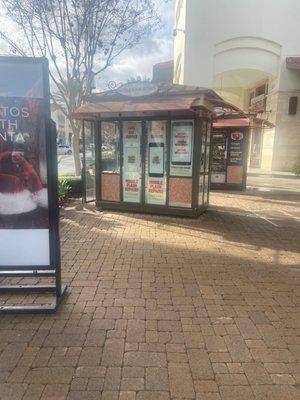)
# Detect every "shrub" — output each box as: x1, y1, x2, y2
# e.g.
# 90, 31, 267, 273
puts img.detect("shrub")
294, 160, 300, 177
58, 176, 82, 198
58, 178, 71, 207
